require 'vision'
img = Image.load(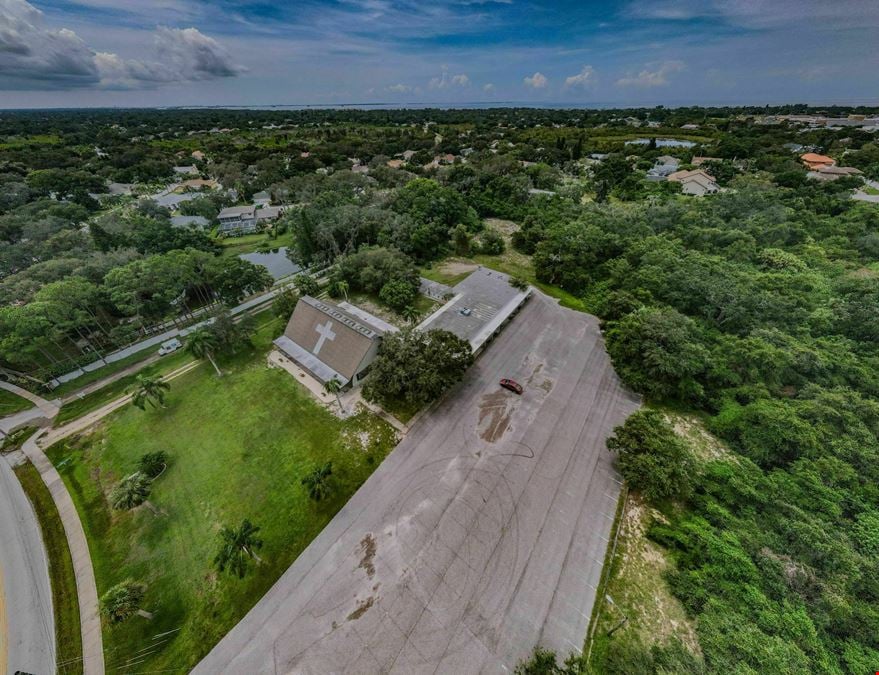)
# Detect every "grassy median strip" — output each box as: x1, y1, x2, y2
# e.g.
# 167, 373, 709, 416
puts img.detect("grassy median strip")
0, 388, 32, 416
13, 460, 83, 675
55, 349, 193, 425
